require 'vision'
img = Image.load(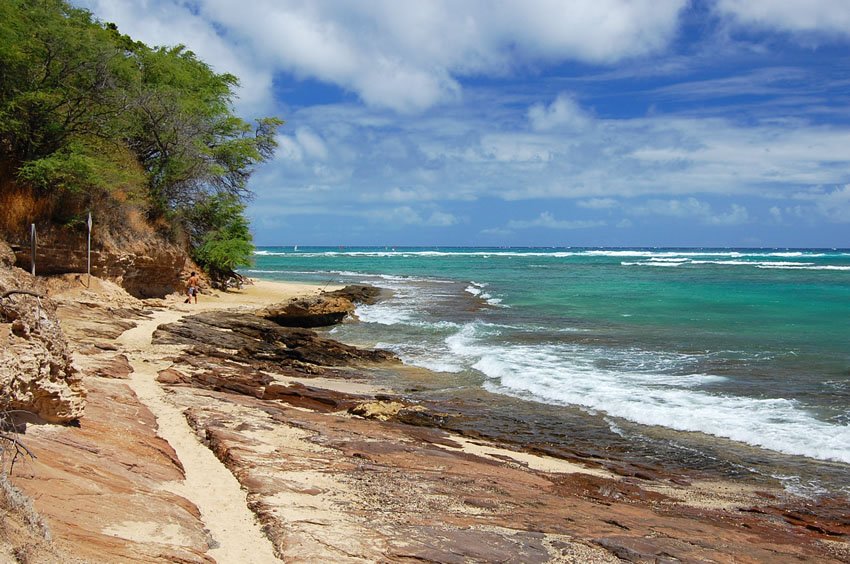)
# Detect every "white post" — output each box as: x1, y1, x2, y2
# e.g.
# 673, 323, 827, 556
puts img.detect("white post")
30, 223, 36, 276
87, 212, 92, 288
